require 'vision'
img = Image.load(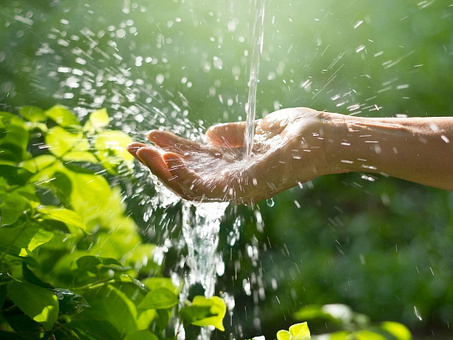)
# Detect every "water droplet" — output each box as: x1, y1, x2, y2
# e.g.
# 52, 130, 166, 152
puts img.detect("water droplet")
414, 306, 423, 321
266, 198, 275, 207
